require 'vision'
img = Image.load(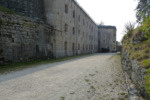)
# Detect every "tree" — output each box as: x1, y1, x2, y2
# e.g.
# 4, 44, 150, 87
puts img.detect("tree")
99, 21, 104, 25
123, 22, 135, 37
142, 16, 150, 40
136, 0, 150, 22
